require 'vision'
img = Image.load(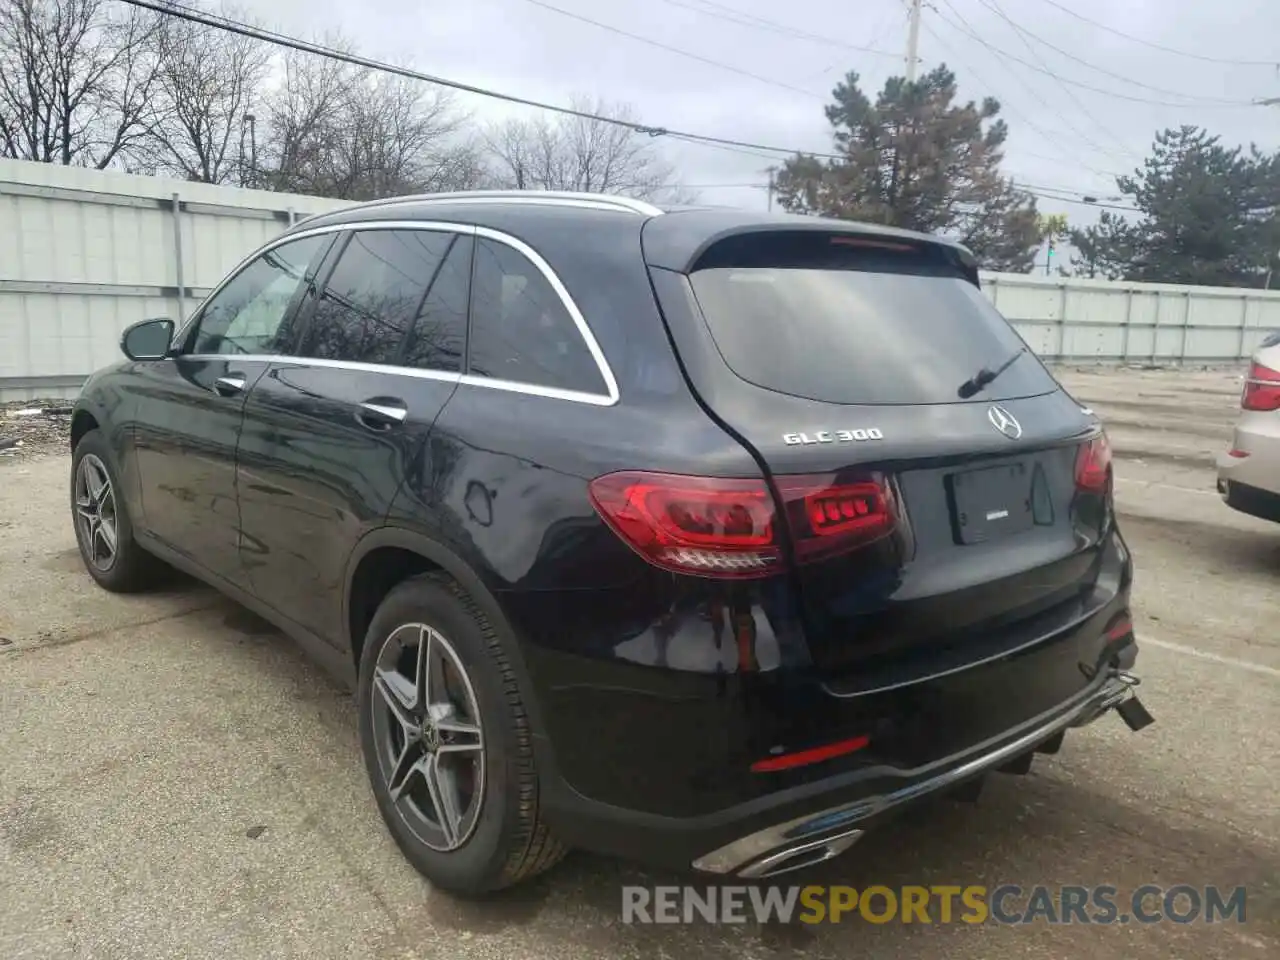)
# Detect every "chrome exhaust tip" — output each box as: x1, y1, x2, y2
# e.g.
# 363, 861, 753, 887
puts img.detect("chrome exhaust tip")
1071, 670, 1142, 728
737, 827, 865, 879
